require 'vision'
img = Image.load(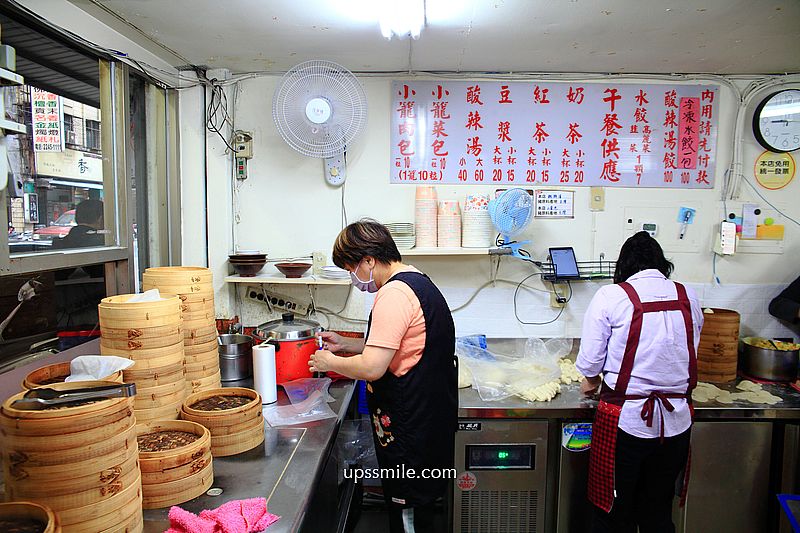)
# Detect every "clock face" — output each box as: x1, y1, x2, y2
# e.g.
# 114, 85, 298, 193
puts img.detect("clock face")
753, 89, 800, 153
